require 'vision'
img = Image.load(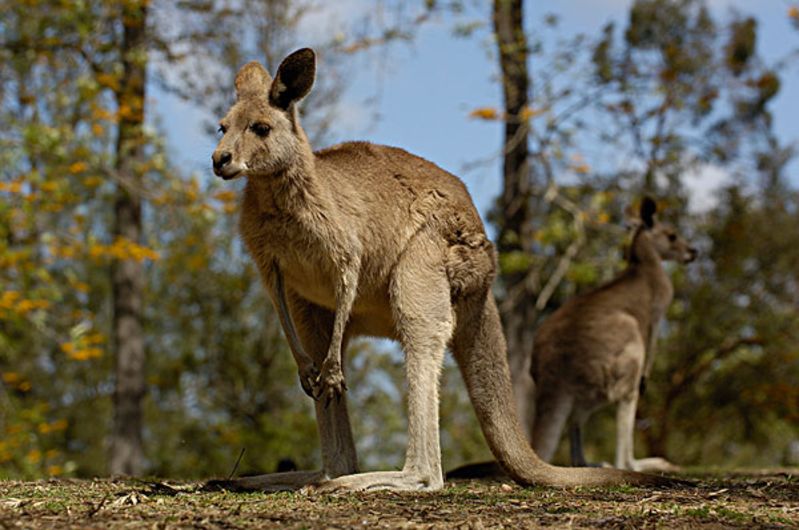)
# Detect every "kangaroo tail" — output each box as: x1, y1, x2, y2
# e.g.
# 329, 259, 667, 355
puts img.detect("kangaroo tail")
450, 291, 678, 487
